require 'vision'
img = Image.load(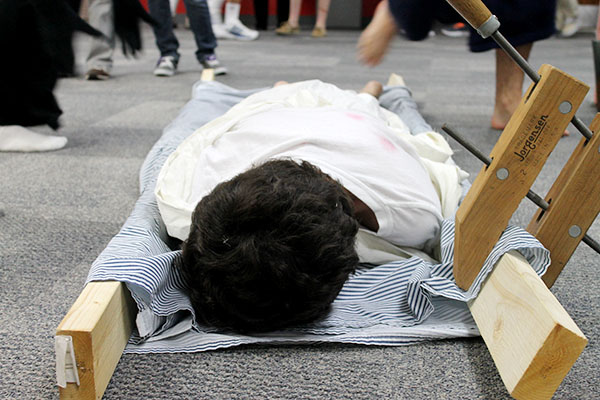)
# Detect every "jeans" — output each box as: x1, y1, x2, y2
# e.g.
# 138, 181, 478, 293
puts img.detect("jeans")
147, 0, 217, 63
